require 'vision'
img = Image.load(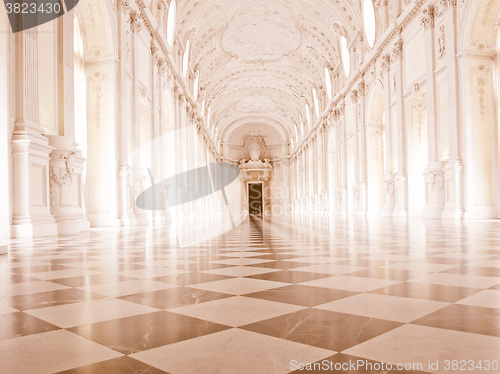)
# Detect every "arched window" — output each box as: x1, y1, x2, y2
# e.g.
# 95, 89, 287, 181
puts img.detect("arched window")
193, 72, 199, 101
312, 88, 320, 116
206, 105, 211, 128
74, 15, 87, 158
363, 0, 376, 48
340, 36, 350, 77
305, 103, 311, 127
183, 39, 190, 77
324, 67, 332, 100
167, 0, 176, 47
